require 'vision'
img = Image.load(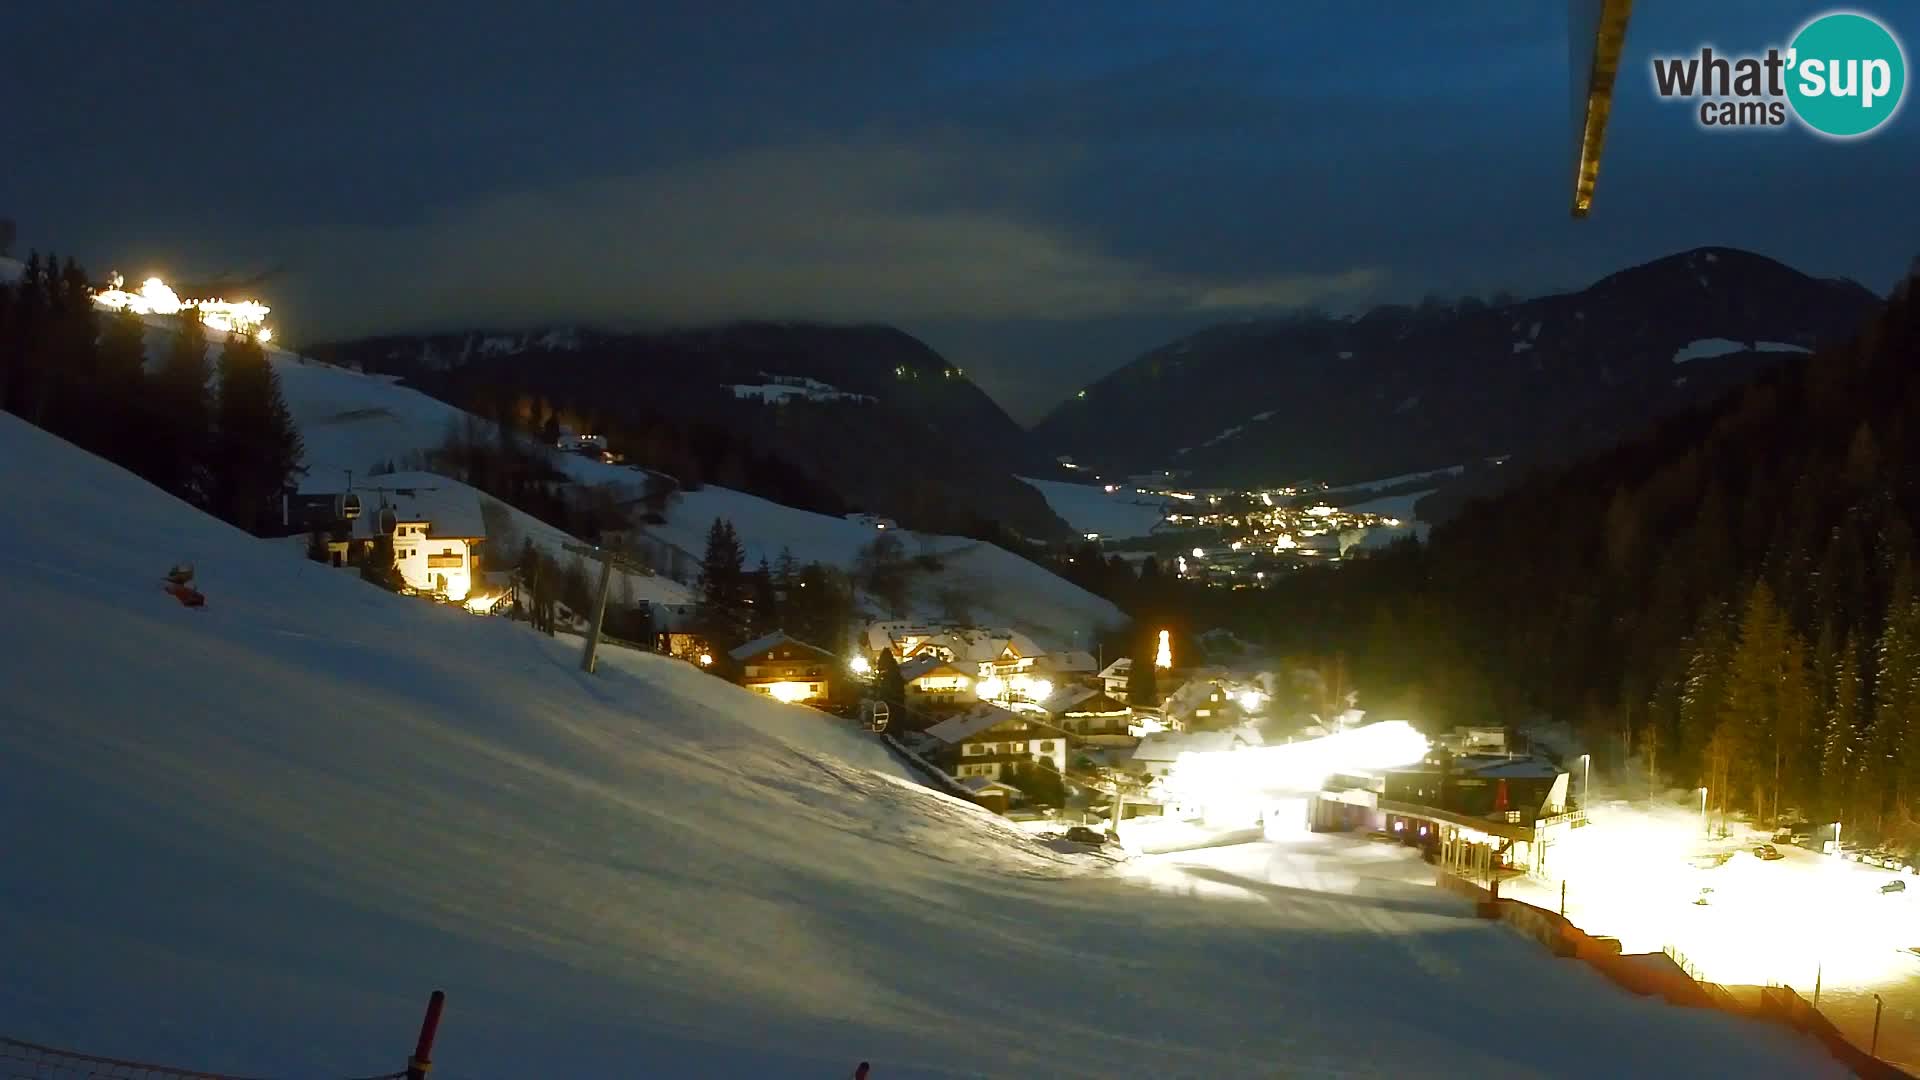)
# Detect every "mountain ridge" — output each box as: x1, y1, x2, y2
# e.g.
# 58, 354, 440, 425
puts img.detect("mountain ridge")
304, 320, 1072, 542
1033, 246, 1882, 488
